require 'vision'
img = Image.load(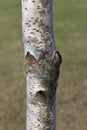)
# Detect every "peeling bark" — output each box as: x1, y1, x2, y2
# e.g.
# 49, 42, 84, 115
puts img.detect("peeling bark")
22, 0, 62, 130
